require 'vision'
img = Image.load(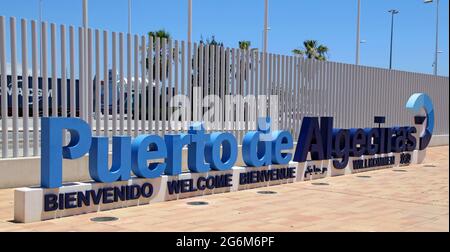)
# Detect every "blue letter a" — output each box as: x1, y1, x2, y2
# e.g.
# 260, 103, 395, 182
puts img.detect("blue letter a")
293, 117, 327, 163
